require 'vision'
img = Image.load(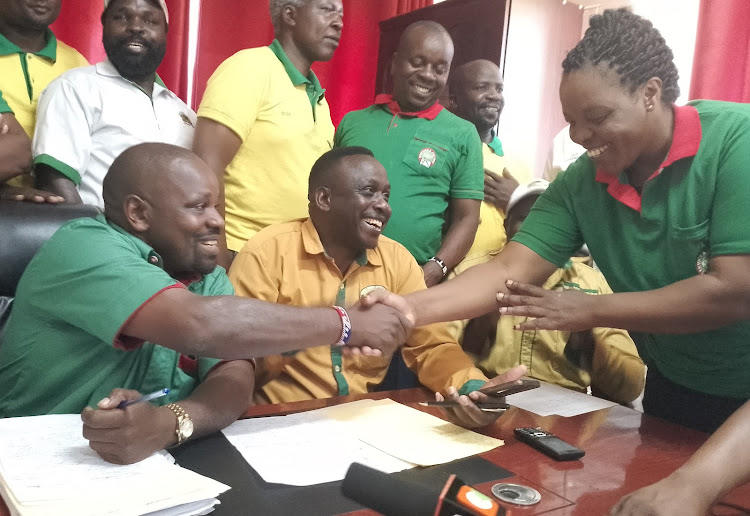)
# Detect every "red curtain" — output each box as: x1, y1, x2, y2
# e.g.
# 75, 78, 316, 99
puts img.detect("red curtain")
50, 0, 190, 101
192, 0, 433, 123
689, 0, 750, 103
